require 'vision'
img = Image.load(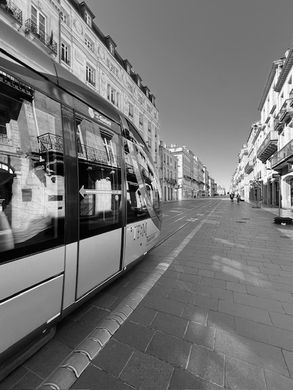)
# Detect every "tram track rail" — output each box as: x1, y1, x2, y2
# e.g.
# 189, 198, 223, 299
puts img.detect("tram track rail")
154, 199, 222, 250
152, 221, 190, 249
